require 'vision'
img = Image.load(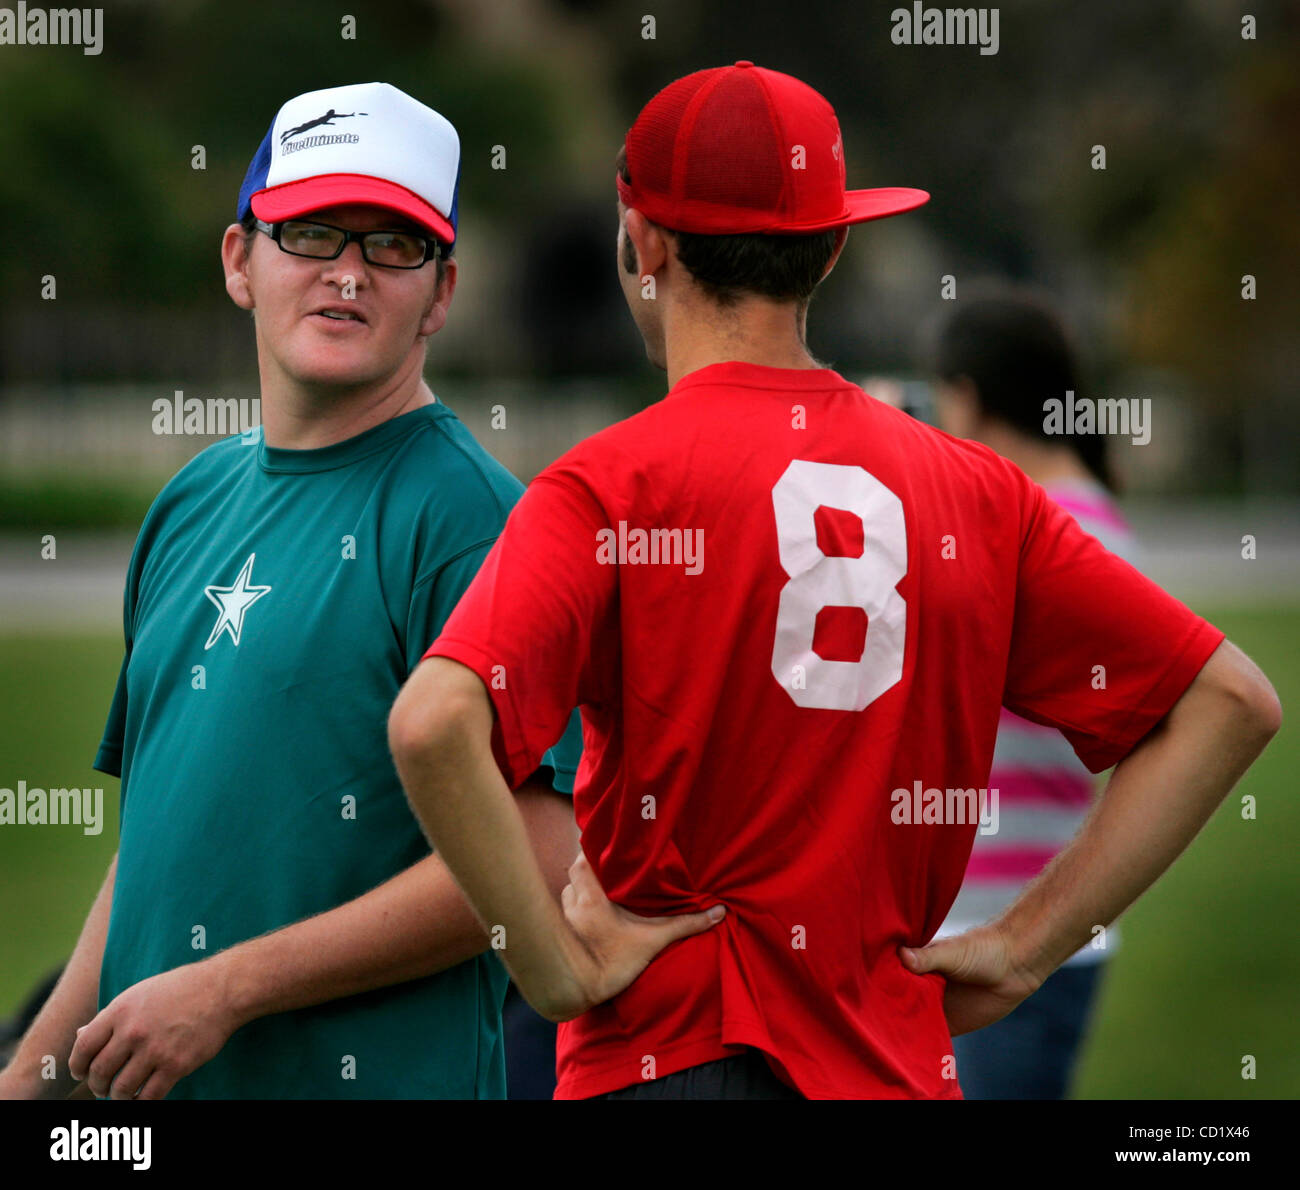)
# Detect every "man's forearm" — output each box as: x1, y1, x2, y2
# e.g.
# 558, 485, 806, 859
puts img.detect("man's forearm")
211, 783, 576, 1028
396, 728, 588, 1014
390, 659, 730, 1022
997, 641, 1281, 982
0, 855, 116, 1099
388, 660, 728, 1024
